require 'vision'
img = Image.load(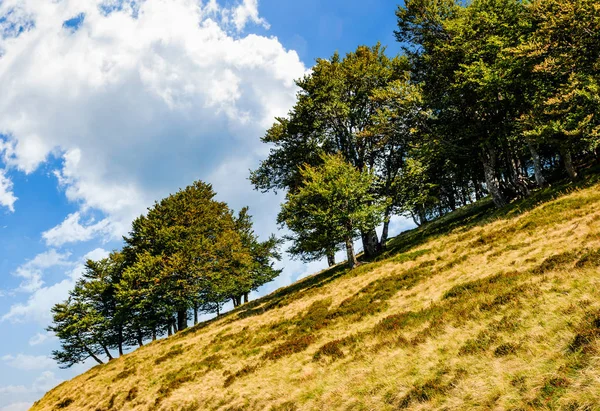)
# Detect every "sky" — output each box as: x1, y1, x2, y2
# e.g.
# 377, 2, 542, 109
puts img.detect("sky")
0, 1, 411, 409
